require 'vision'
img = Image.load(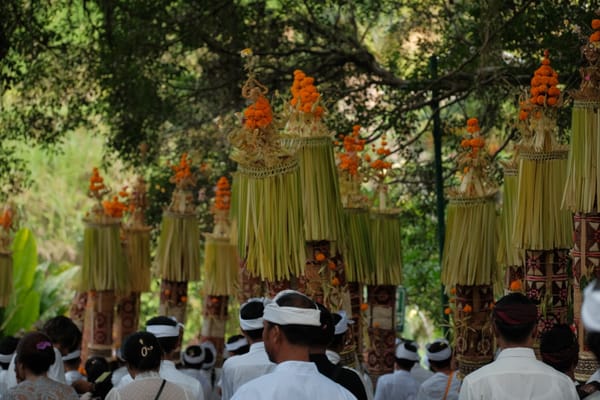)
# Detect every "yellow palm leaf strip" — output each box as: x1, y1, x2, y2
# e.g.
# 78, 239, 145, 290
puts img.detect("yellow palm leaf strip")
343, 208, 373, 283
155, 214, 201, 282
123, 228, 152, 293
497, 170, 525, 268
371, 211, 403, 285
82, 222, 127, 292
203, 238, 238, 296
0, 253, 13, 307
